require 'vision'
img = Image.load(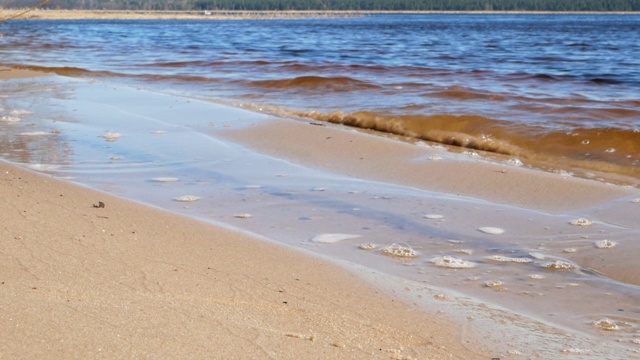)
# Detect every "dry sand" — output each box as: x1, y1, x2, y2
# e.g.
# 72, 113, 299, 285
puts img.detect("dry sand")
0, 71, 489, 359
